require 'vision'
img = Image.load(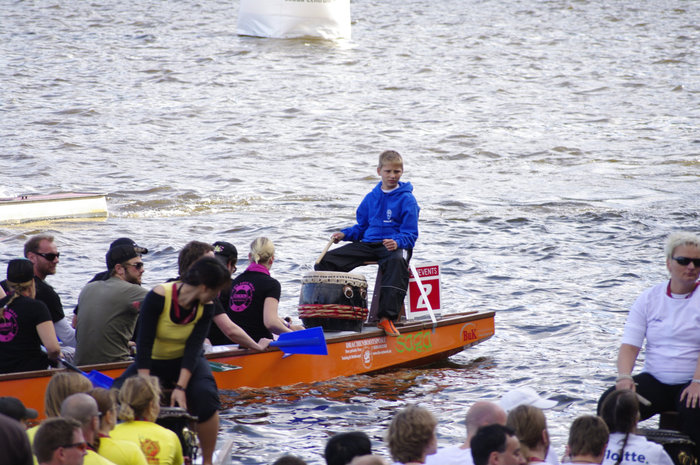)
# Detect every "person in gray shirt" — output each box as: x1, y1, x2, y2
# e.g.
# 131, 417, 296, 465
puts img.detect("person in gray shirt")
74, 244, 148, 365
